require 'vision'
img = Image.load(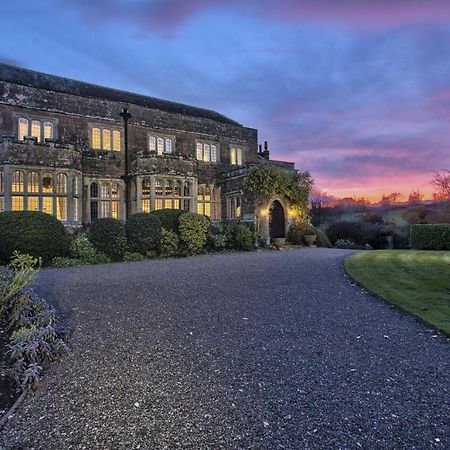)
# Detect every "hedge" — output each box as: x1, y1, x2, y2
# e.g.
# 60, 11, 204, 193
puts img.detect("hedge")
179, 212, 209, 255
287, 222, 331, 247
0, 211, 69, 265
89, 218, 127, 261
125, 213, 162, 255
149, 209, 184, 234
410, 224, 450, 250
